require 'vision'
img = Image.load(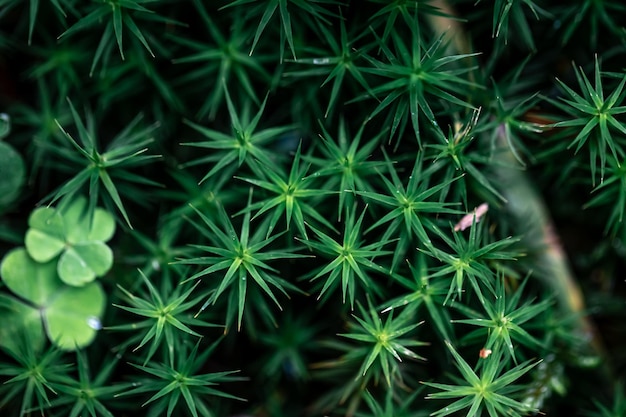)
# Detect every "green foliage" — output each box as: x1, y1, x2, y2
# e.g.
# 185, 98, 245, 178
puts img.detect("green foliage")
171, 0, 272, 120
286, 15, 375, 118
177, 195, 306, 331
117, 339, 244, 417
557, 0, 626, 49
451, 274, 550, 363
355, 151, 460, 271
423, 341, 540, 417
1, 0, 625, 416
299, 204, 391, 308
0, 115, 25, 211
479, 0, 550, 51
381, 253, 453, 342
236, 143, 335, 239
426, 218, 519, 305
57, 0, 180, 74
356, 12, 480, 147
221, 0, 341, 62
181, 88, 291, 184
48, 350, 132, 417
358, 387, 427, 417
48, 99, 161, 228
0, 342, 70, 416
108, 269, 217, 363
255, 310, 320, 383
547, 57, 626, 184
25, 196, 115, 286
588, 381, 626, 417
0, 0, 73, 45
0, 247, 107, 351
305, 118, 387, 220
339, 298, 427, 387
0, 197, 113, 351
